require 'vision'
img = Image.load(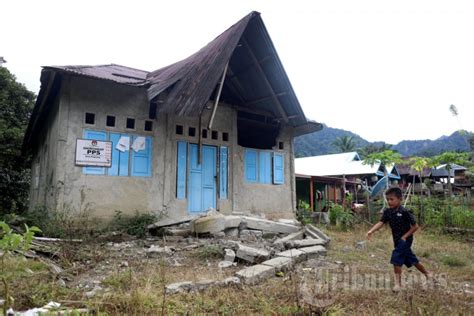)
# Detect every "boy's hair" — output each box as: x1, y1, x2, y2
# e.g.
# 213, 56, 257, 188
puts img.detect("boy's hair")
385, 187, 402, 199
